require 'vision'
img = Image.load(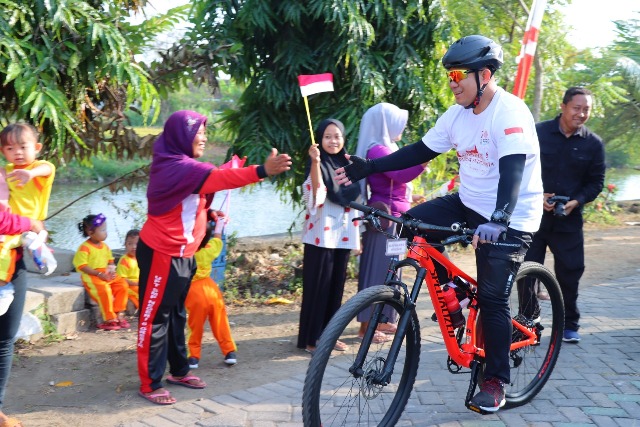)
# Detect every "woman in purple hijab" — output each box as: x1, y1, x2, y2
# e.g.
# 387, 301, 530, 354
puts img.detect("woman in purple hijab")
136, 110, 291, 405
